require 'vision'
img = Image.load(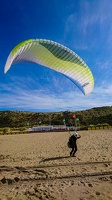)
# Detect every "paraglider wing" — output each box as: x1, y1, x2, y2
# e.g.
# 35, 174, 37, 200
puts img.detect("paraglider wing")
4, 39, 94, 95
